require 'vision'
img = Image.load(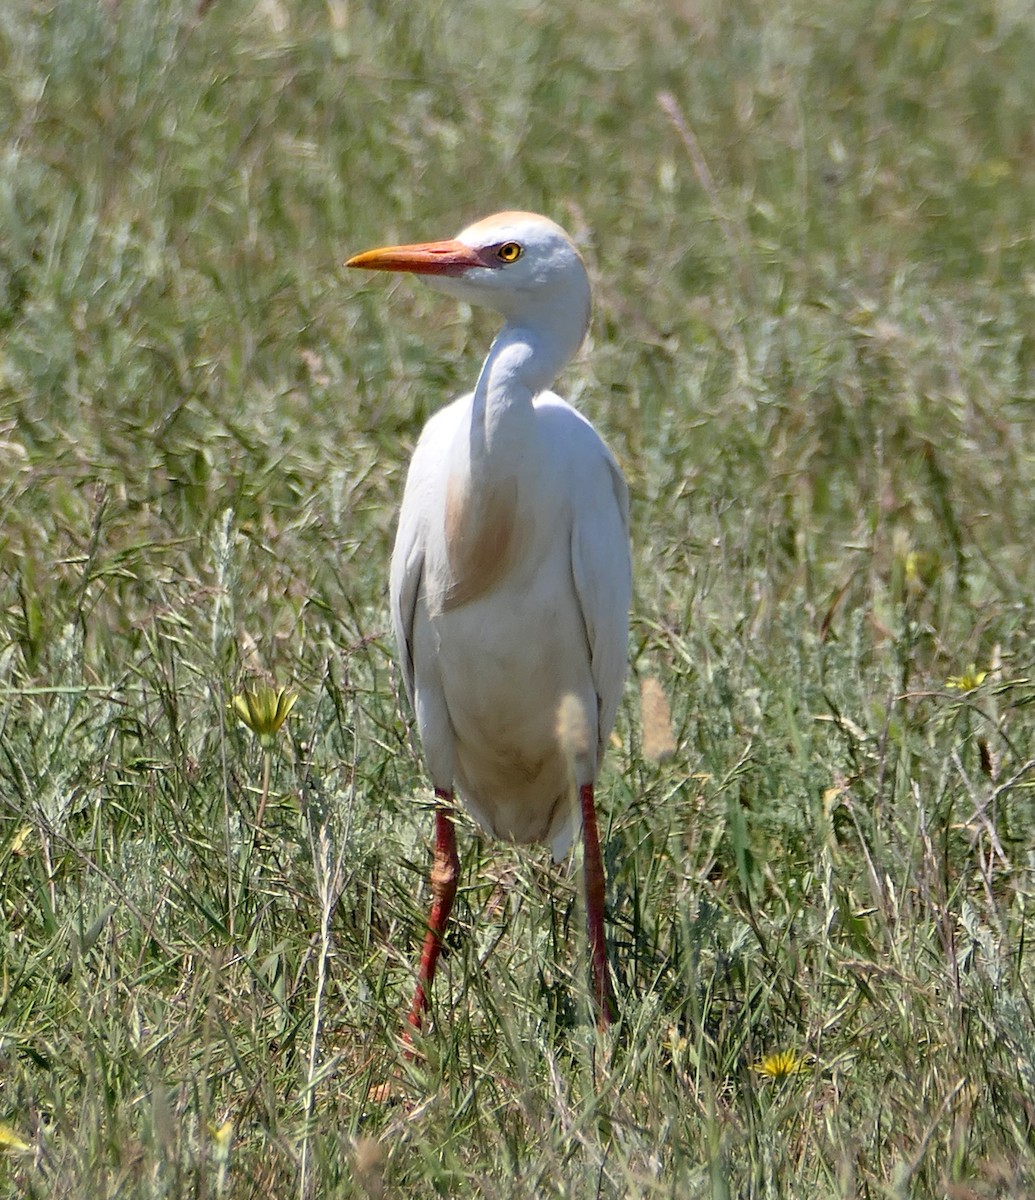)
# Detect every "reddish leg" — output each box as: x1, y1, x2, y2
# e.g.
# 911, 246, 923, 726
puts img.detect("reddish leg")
406, 792, 460, 1034
579, 781, 617, 1027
